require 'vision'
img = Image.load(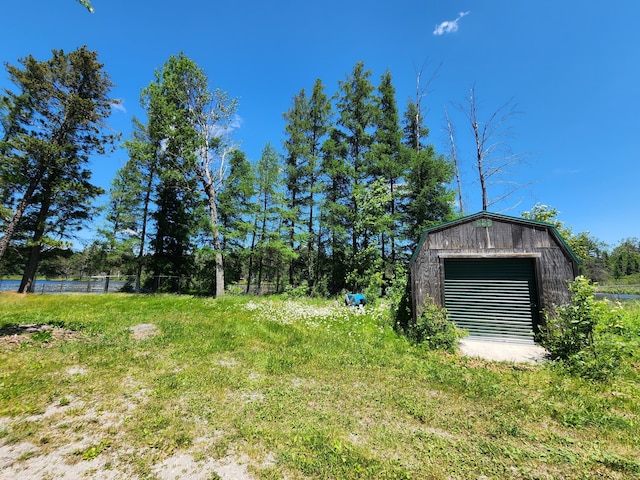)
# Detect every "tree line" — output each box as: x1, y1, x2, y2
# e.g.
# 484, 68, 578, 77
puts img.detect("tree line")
1, 47, 638, 296
99, 54, 456, 297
